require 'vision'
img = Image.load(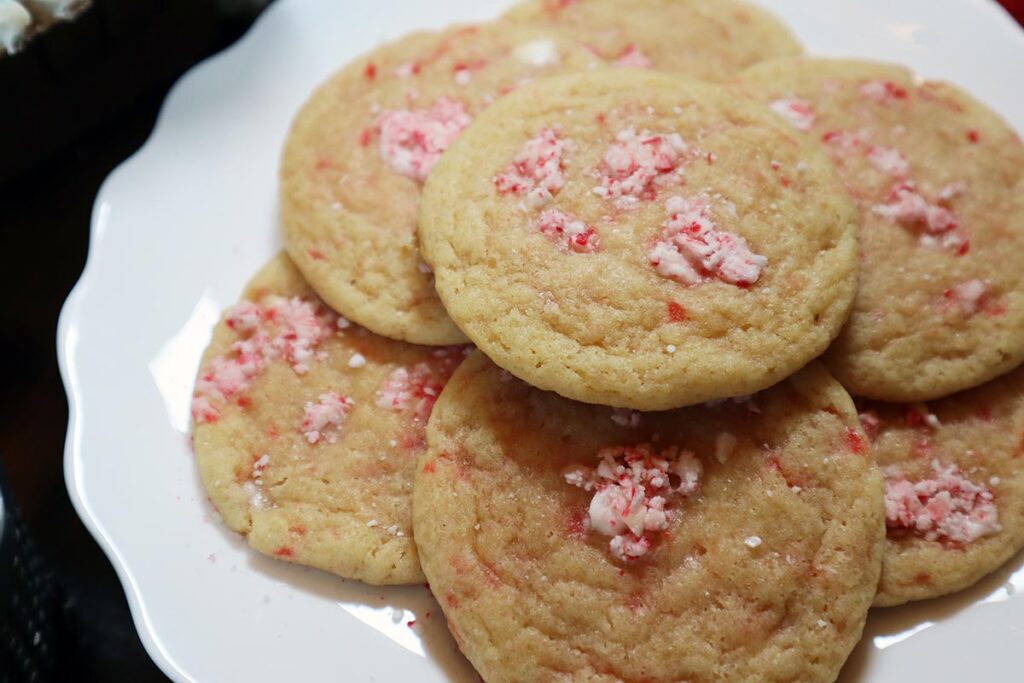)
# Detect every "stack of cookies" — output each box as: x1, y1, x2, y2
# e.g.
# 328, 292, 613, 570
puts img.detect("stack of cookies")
190, 1, 1024, 680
